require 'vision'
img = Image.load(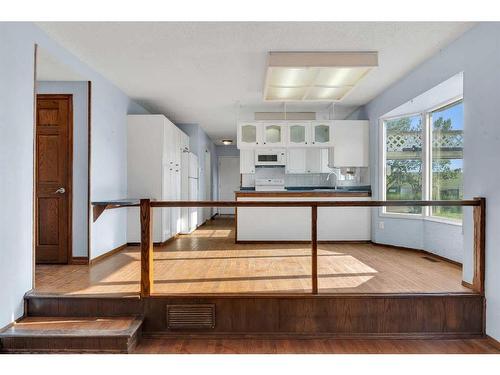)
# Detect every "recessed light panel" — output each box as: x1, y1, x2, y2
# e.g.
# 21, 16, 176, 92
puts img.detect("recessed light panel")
264, 52, 377, 102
